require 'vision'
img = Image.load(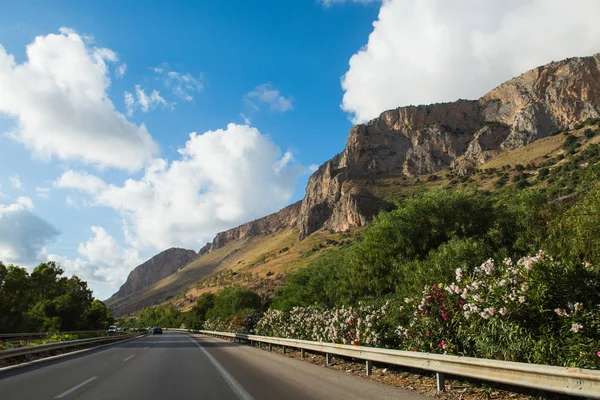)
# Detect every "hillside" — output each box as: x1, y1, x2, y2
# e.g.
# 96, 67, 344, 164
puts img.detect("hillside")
106, 248, 197, 303
107, 228, 354, 315
107, 53, 600, 316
